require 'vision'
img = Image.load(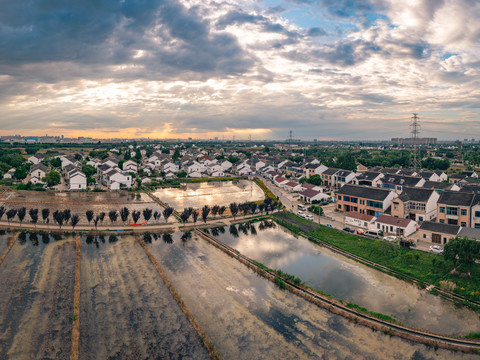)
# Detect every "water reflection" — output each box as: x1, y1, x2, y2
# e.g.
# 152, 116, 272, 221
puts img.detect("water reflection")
213, 221, 480, 335
163, 233, 173, 244
181, 231, 192, 243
